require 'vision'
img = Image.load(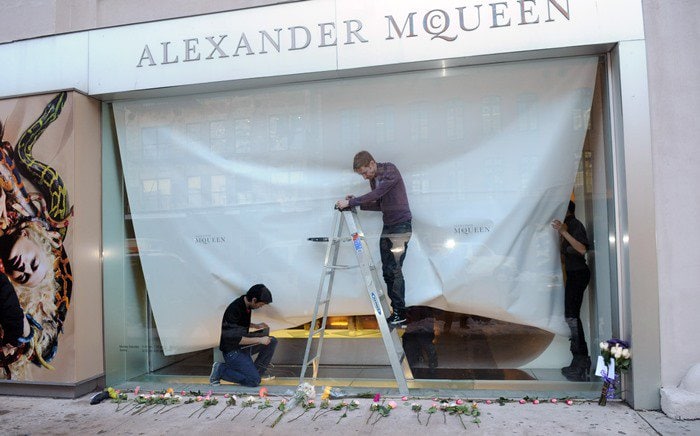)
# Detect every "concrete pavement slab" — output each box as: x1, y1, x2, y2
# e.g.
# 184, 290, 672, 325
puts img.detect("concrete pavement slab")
0, 392, 695, 435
